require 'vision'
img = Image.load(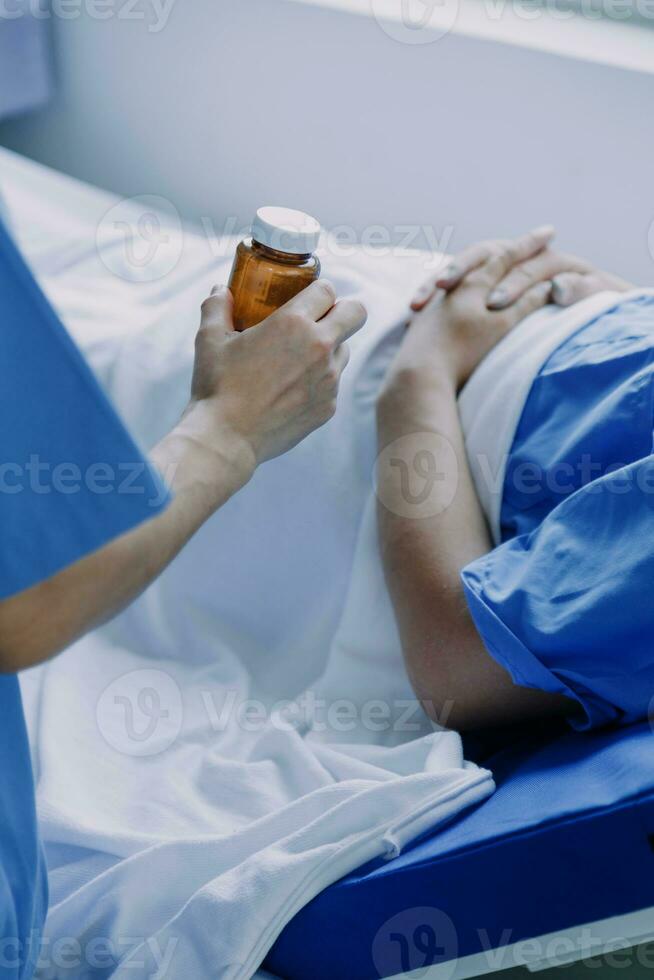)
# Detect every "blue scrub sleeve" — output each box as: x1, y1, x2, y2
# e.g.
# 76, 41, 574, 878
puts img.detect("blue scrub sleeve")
462, 457, 654, 731
0, 216, 171, 596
